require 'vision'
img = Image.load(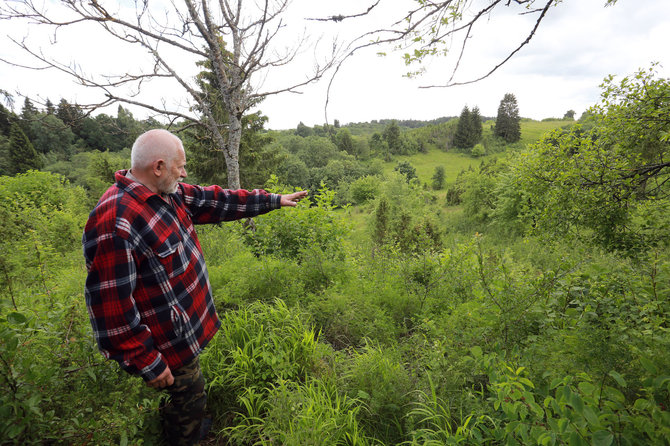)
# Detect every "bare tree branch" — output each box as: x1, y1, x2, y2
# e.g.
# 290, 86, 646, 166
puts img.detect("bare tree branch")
306, 0, 382, 23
